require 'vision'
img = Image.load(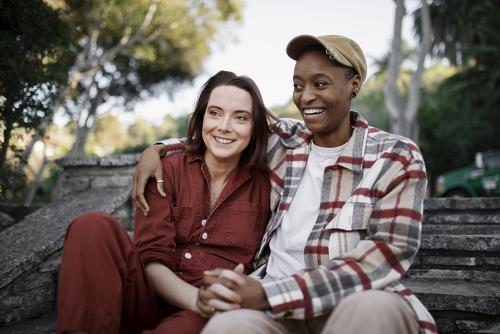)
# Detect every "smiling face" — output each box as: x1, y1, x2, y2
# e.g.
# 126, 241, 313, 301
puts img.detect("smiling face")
293, 50, 360, 147
202, 85, 254, 165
